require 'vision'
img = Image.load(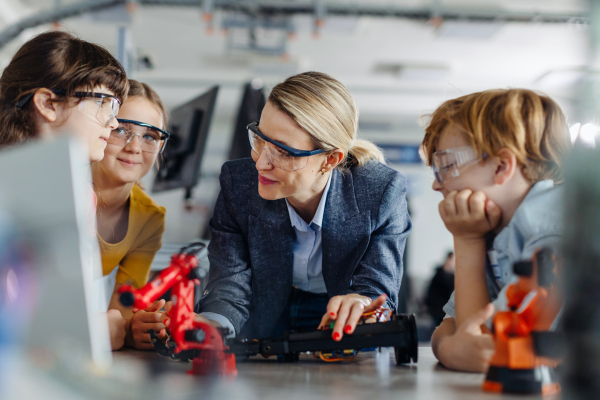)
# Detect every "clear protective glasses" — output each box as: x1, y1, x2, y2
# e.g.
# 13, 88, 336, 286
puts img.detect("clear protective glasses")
109, 119, 171, 154
247, 121, 326, 171
74, 91, 121, 128
16, 89, 121, 128
431, 146, 485, 185
246, 121, 326, 171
